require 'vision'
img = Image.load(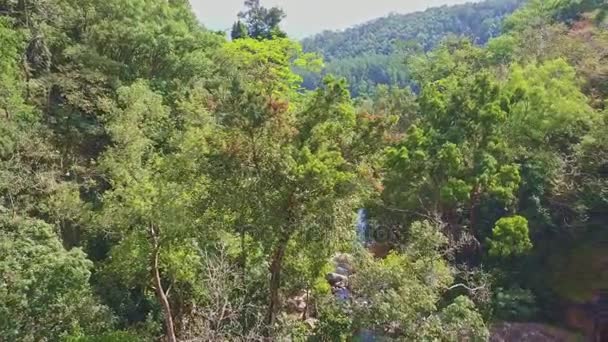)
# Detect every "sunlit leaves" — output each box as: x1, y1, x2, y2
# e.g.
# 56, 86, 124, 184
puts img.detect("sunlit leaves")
504, 59, 595, 147
487, 215, 533, 257
220, 38, 321, 96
